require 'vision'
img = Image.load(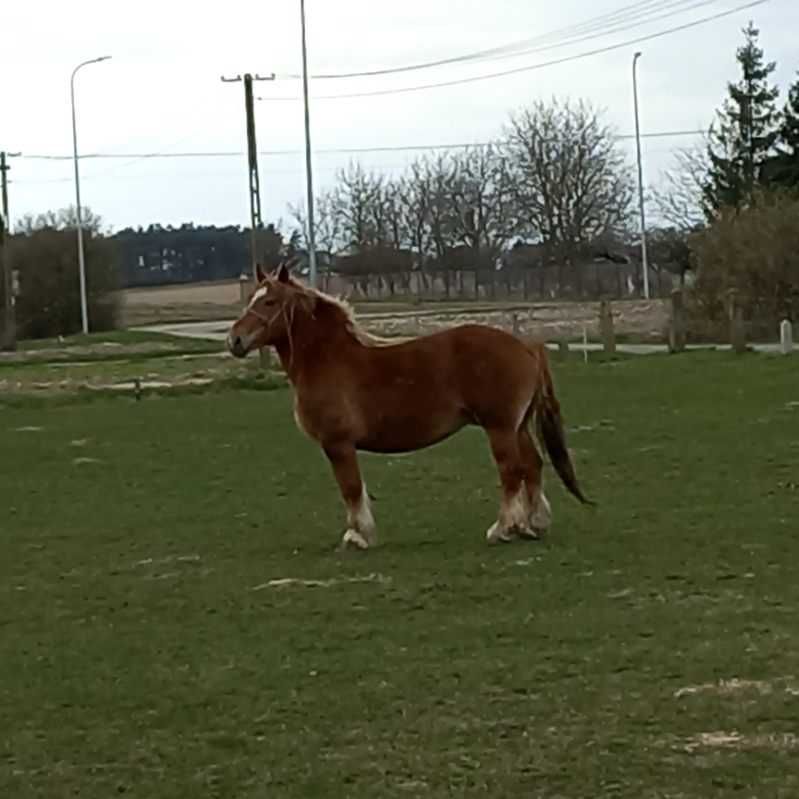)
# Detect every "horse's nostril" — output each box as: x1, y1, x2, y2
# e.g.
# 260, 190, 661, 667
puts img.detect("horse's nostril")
229, 334, 249, 358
